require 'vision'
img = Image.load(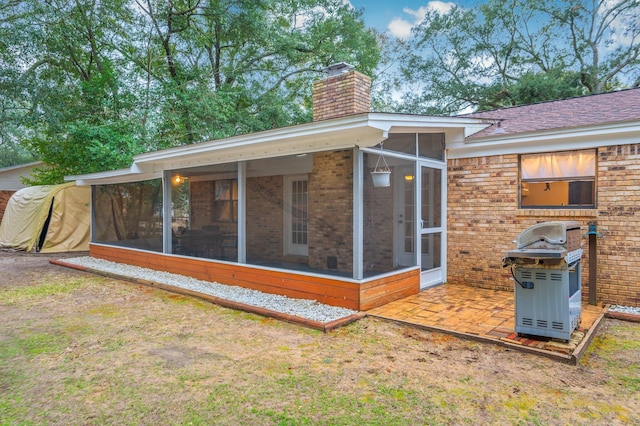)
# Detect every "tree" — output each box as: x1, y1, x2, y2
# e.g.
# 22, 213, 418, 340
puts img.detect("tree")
400, 0, 640, 114
125, 0, 380, 149
0, 0, 380, 183
1, 0, 141, 182
0, 0, 37, 167
547, 0, 640, 93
